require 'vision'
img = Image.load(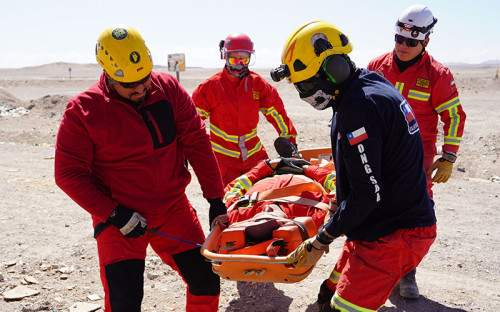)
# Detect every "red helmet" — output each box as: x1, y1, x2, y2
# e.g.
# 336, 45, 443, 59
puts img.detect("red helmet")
219, 33, 255, 60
